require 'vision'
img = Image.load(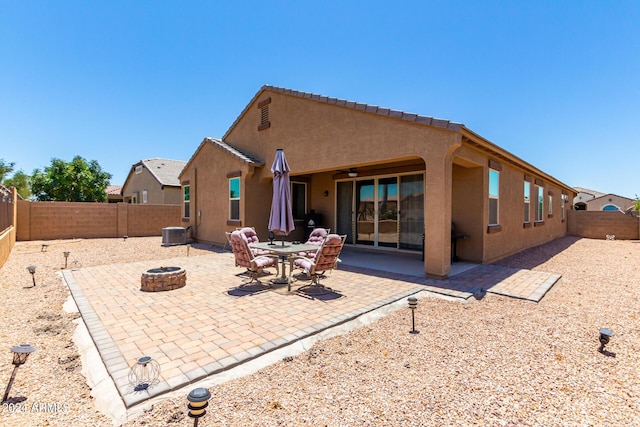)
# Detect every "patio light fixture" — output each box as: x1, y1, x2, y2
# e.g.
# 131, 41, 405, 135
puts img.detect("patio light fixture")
598, 328, 613, 353
63, 251, 70, 269
2, 344, 36, 403
26, 265, 37, 287
268, 230, 276, 246
187, 387, 211, 427
407, 297, 419, 334
128, 356, 160, 391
